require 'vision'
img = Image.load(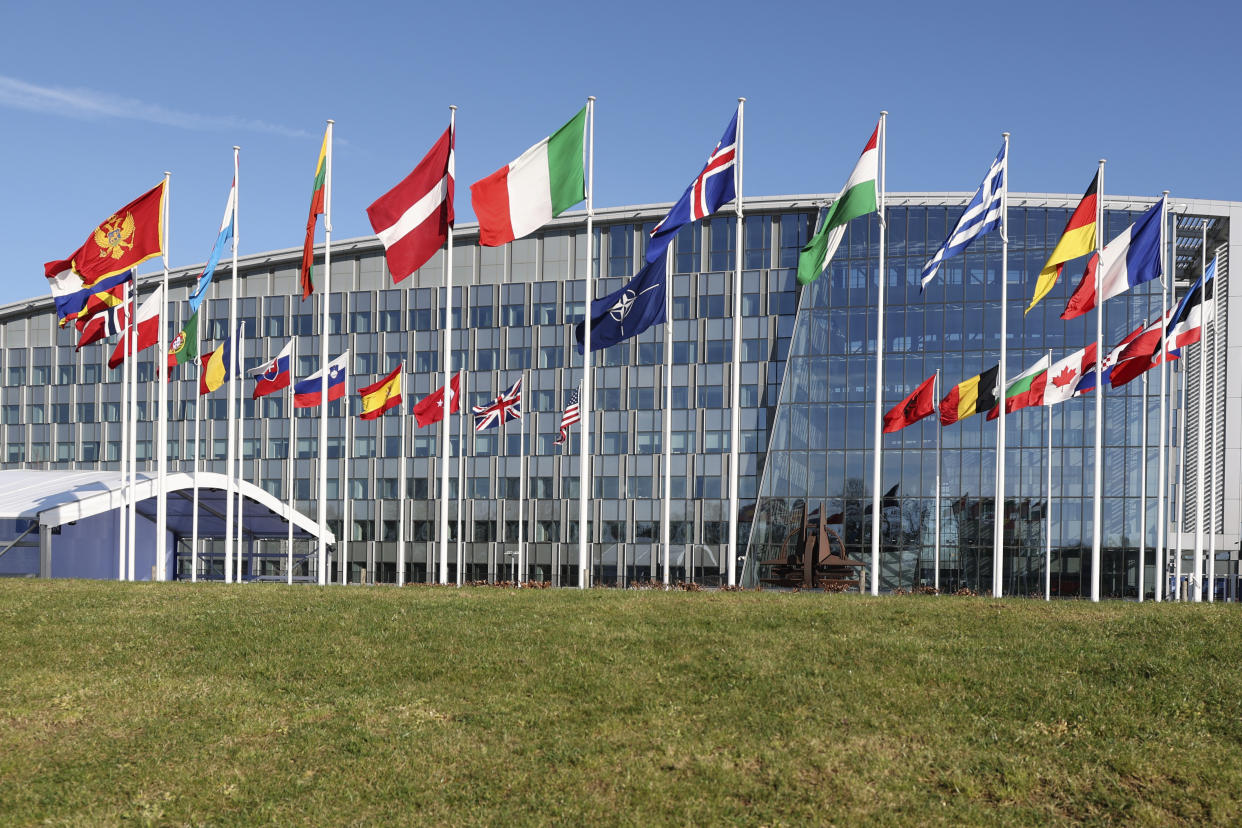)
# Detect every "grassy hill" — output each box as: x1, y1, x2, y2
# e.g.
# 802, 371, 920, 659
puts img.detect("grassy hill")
0, 581, 1239, 826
